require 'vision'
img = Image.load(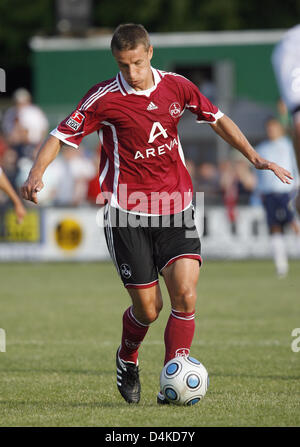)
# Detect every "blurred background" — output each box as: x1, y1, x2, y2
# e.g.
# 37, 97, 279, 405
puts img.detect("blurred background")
0, 0, 300, 262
